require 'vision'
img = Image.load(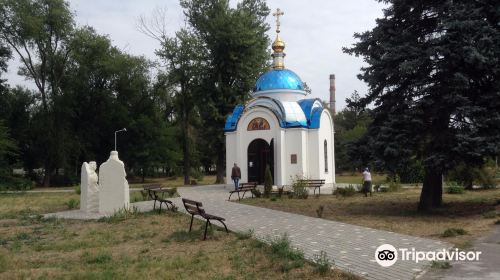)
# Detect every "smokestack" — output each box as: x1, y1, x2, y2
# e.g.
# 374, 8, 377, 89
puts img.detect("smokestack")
329, 74, 336, 115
